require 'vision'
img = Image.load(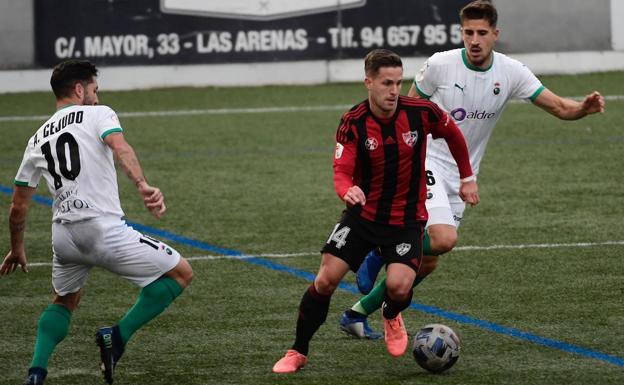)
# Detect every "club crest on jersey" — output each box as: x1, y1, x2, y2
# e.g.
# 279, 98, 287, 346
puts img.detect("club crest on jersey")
402, 131, 418, 147
335, 143, 344, 159
365, 137, 378, 150
493, 82, 501, 95
415, 61, 428, 82
396, 243, 411, 256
